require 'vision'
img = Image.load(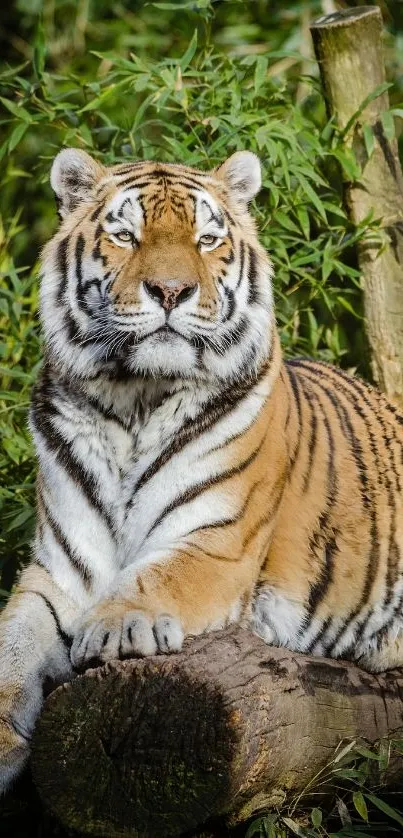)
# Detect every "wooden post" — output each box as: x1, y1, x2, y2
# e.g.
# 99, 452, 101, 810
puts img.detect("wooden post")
311, 7, 403, 406
32, 628, 403, 837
